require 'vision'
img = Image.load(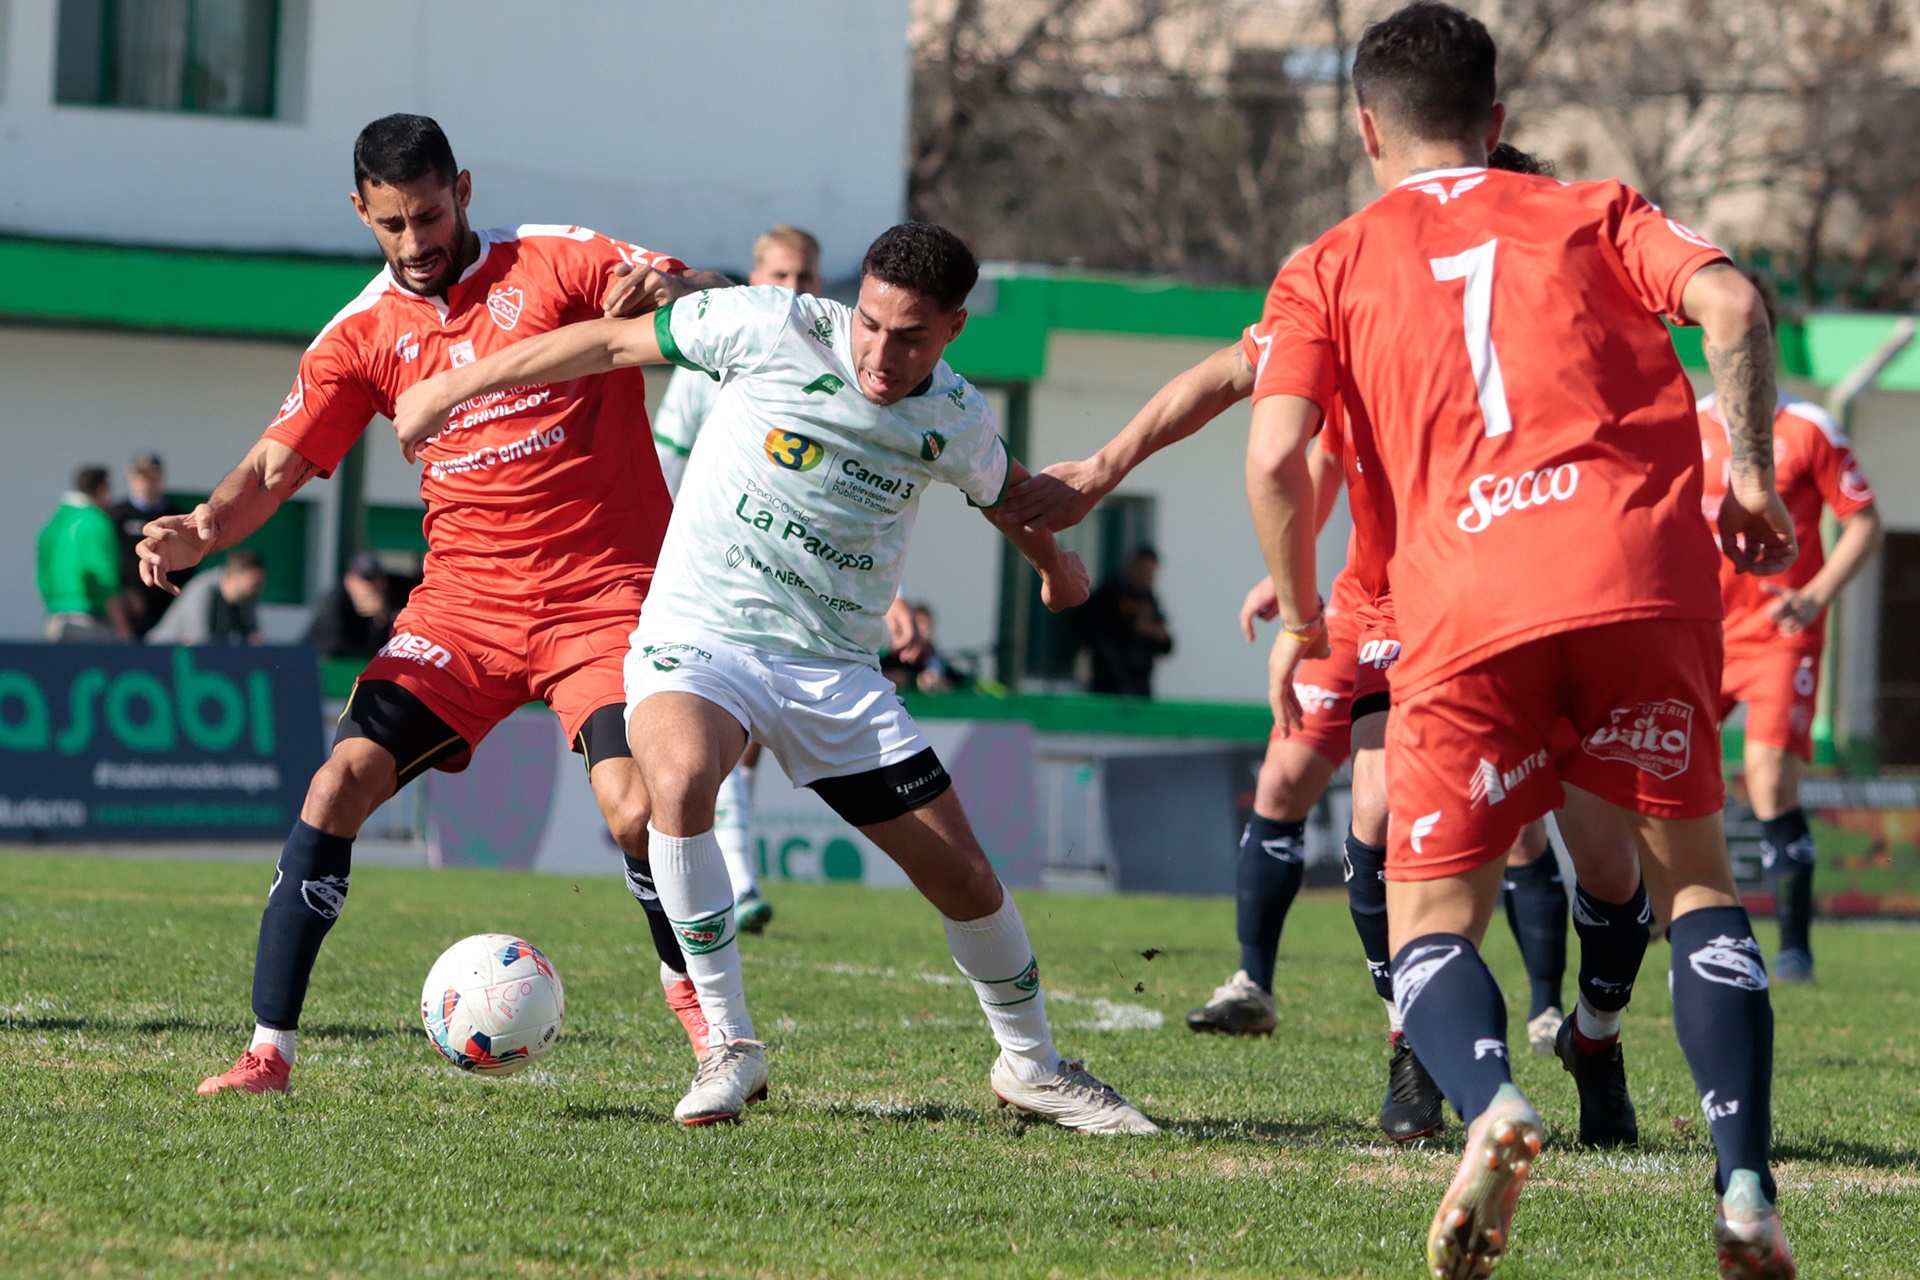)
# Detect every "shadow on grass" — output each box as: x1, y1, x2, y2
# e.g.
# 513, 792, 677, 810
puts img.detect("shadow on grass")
816, 1099, 999, 1126
558, 1102, 672, 1124
1, 1015, 617, 1048
1773, 1135, 1920, 1170
1160, 1113, 1413, 1149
